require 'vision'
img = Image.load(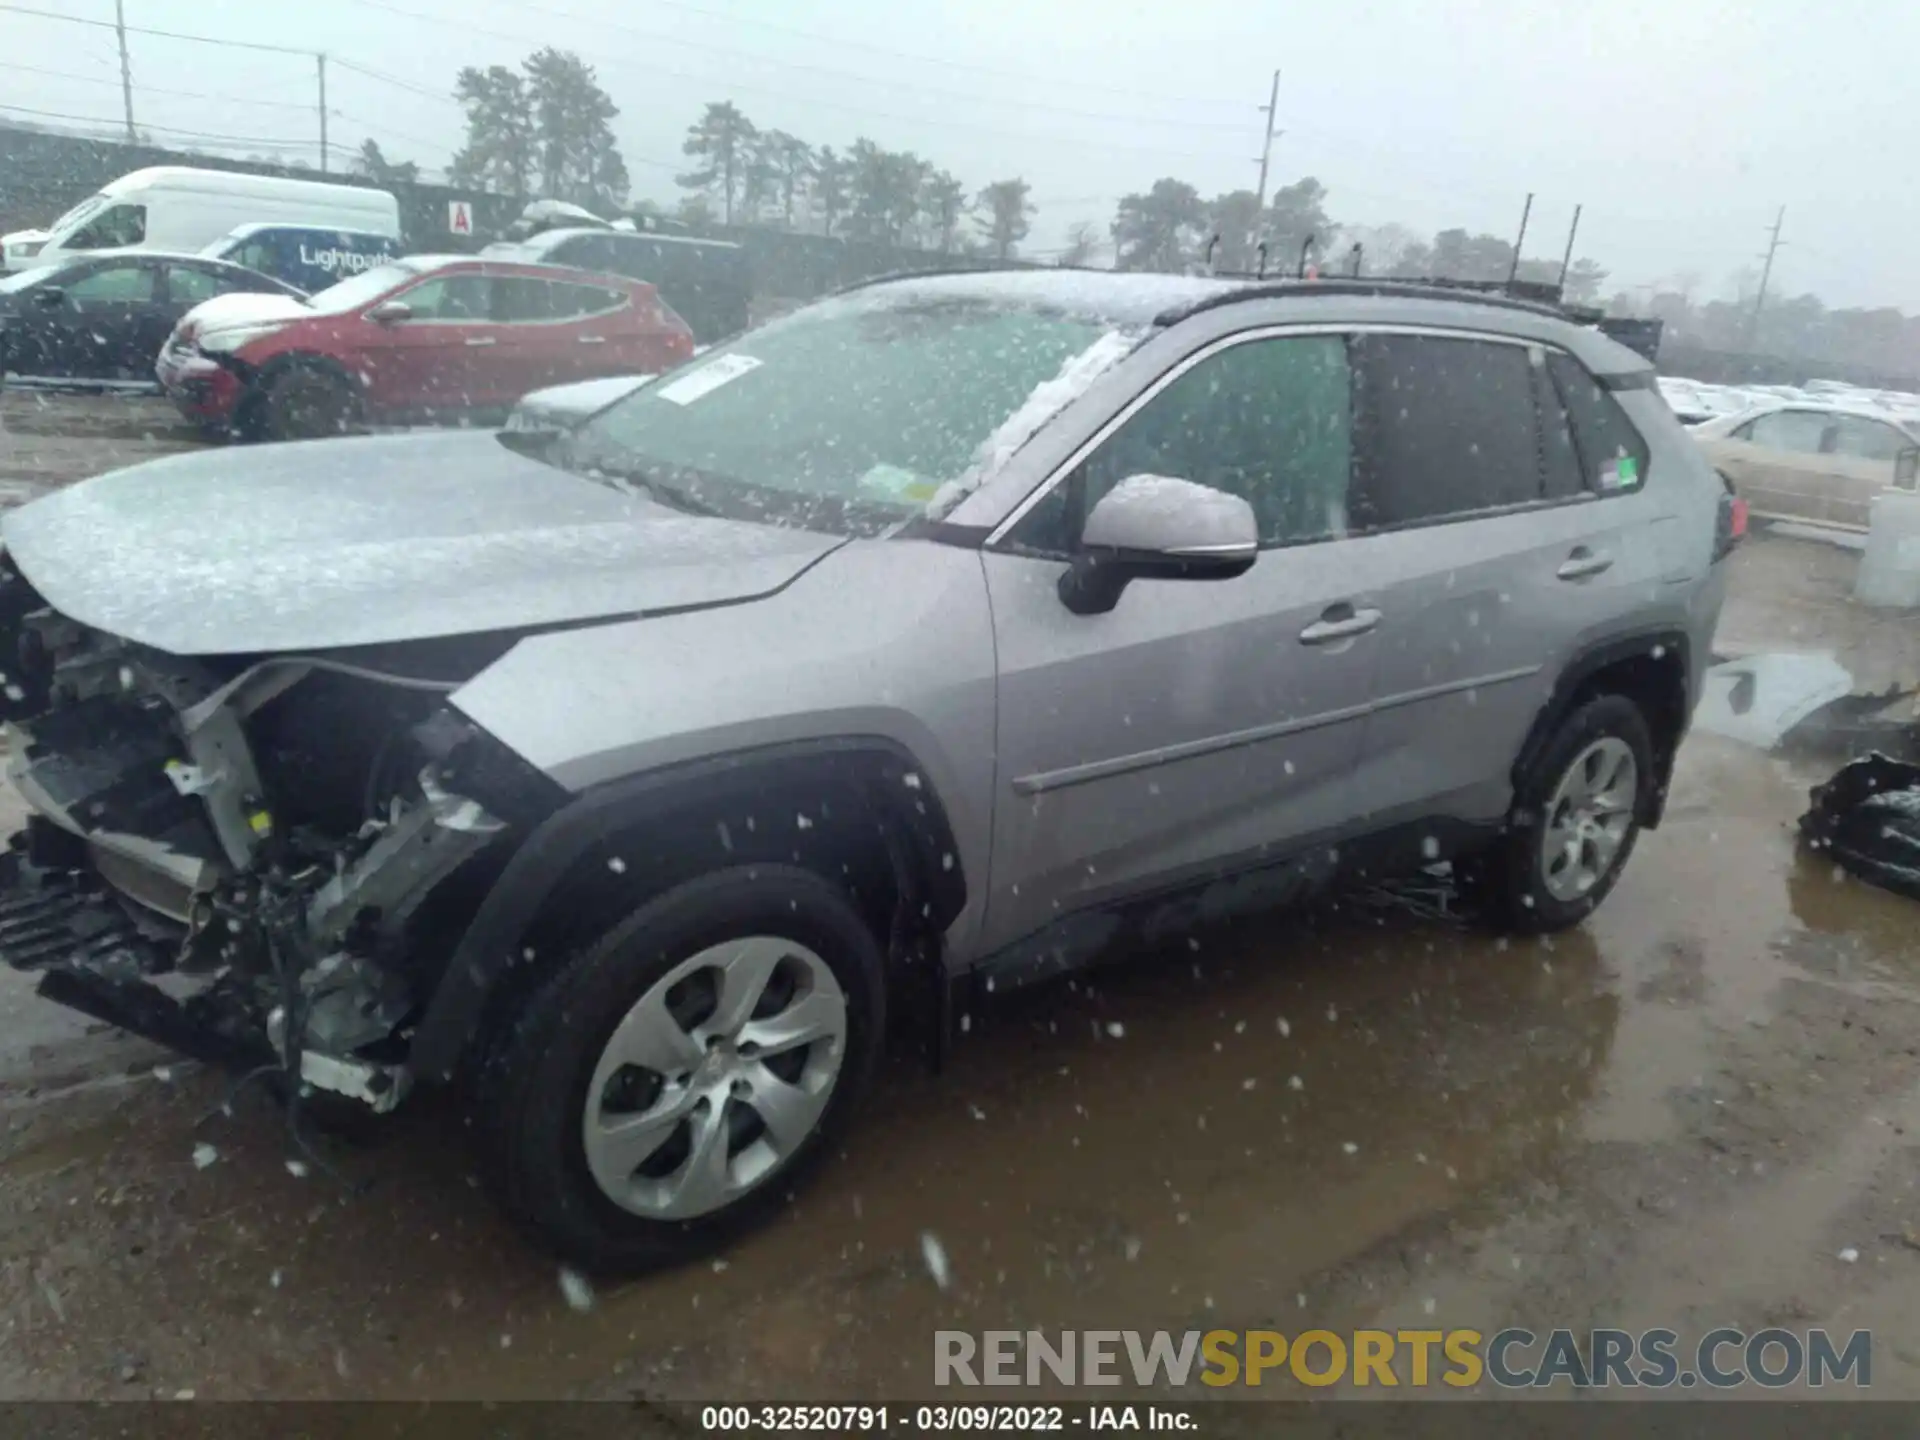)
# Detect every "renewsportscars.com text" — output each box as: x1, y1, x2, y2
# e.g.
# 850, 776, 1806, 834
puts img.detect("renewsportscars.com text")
934, 1327, 1872, 1390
